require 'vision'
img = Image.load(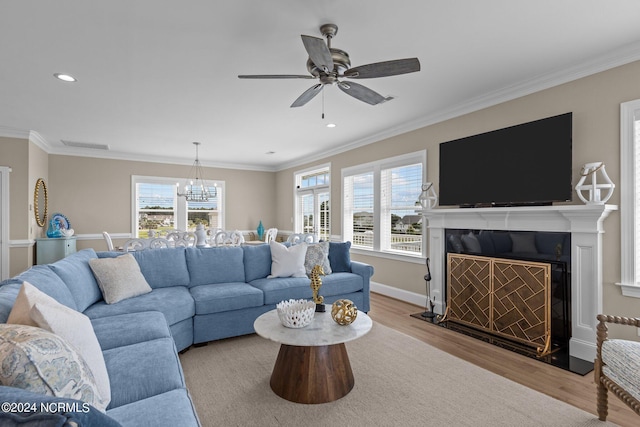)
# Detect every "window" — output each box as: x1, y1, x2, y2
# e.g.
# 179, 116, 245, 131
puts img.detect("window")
619, 99, 640, 297
342, 151, 426, 257
294, 166, 330, 240
132, 176, 224, 237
